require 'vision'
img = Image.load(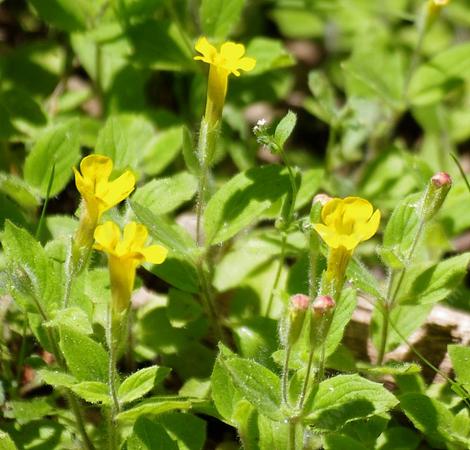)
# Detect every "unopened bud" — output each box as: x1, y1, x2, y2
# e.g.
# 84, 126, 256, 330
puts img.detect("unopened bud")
312, 295, 336, 316
286, 294, 309, 346
422, 172, 452, 221
313, 193, 332, 206
310, 295, 336, 347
